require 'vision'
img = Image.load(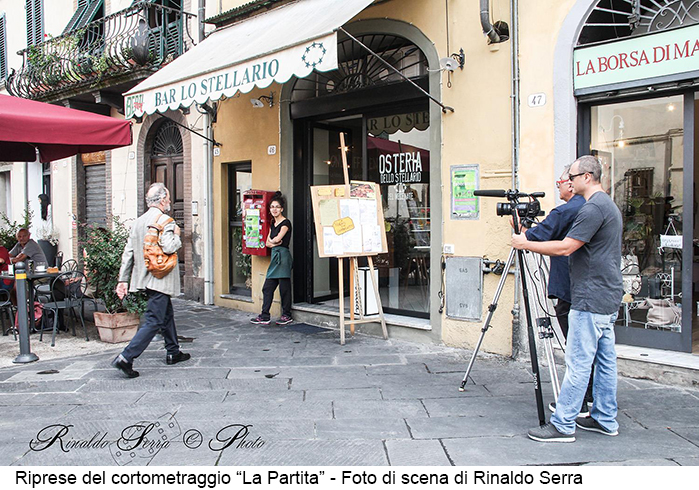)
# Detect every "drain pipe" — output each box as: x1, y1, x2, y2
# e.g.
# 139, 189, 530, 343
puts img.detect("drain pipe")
480, 0, 501, 44
204, 111, 214, 305
509, 0, 524, 359
199, 0, 215, 305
